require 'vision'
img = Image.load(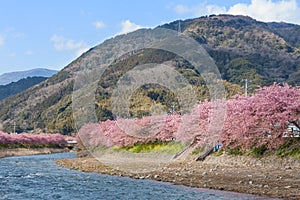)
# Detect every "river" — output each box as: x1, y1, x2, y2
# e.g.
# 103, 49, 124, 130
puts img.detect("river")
0, 153, 276, 200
